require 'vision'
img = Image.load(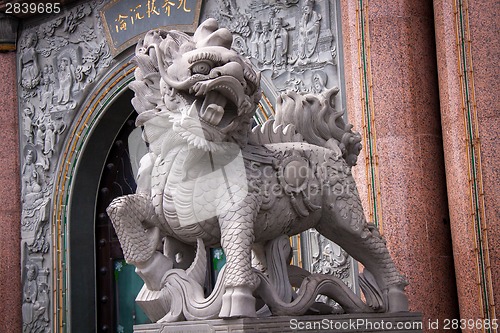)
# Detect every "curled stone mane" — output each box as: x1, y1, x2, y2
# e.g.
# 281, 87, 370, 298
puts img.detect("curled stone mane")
275, 88, 362, 166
